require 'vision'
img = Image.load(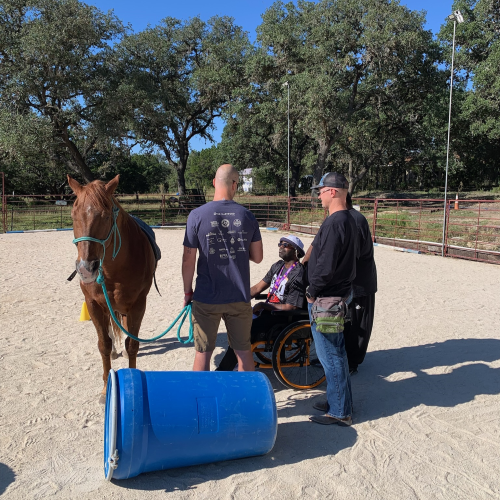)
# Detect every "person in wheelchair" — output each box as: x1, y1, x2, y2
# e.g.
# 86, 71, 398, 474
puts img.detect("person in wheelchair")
216, 235, 306, 371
